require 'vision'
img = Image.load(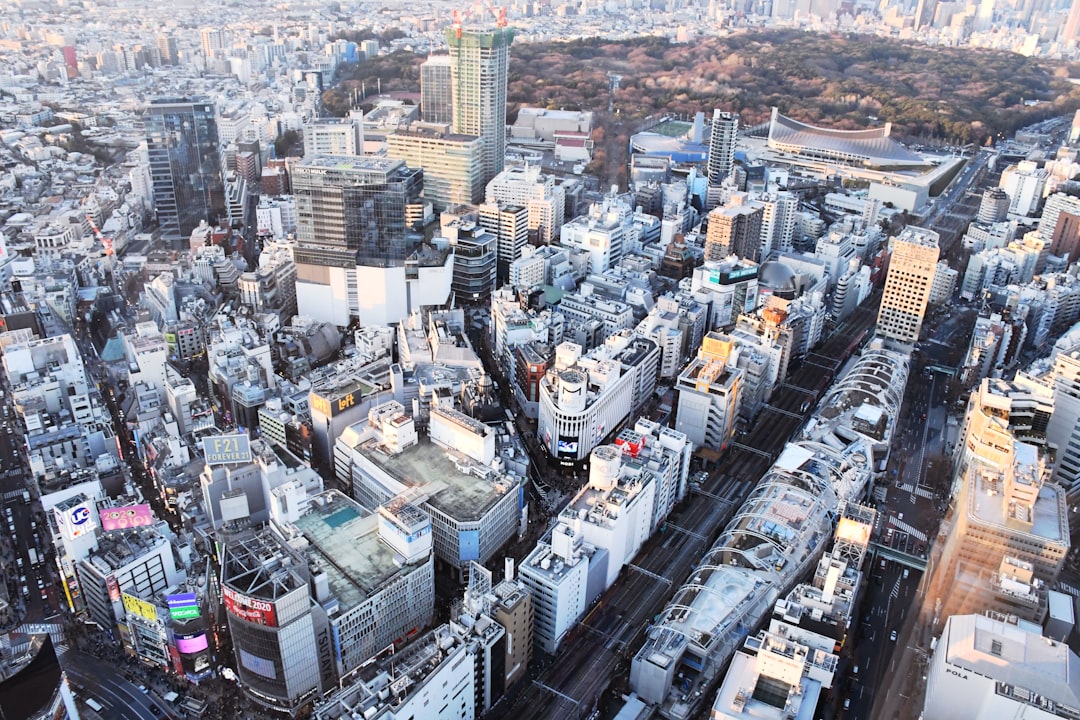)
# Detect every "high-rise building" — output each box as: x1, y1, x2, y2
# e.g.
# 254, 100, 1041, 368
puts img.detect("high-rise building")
675, 333, 743, 452
934, 378, 1066, 624
446, 25, 514, 187
876, 227, 940, 346
144, 98, 224, 246
705, 196, 764, 263
1065, 0, 1080, 44
486, 164, 566, 245
200, 28, 227, 59
304, 117, 364, 156
156, 35, 179, 66
478, 201, 528, 281
977, 187, 1011, 224
1040, 193, 1080, 265
289, 155, 453, 326
385, 125, 485, 209
421, 54, 454, 124
707, 110, 738, 187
